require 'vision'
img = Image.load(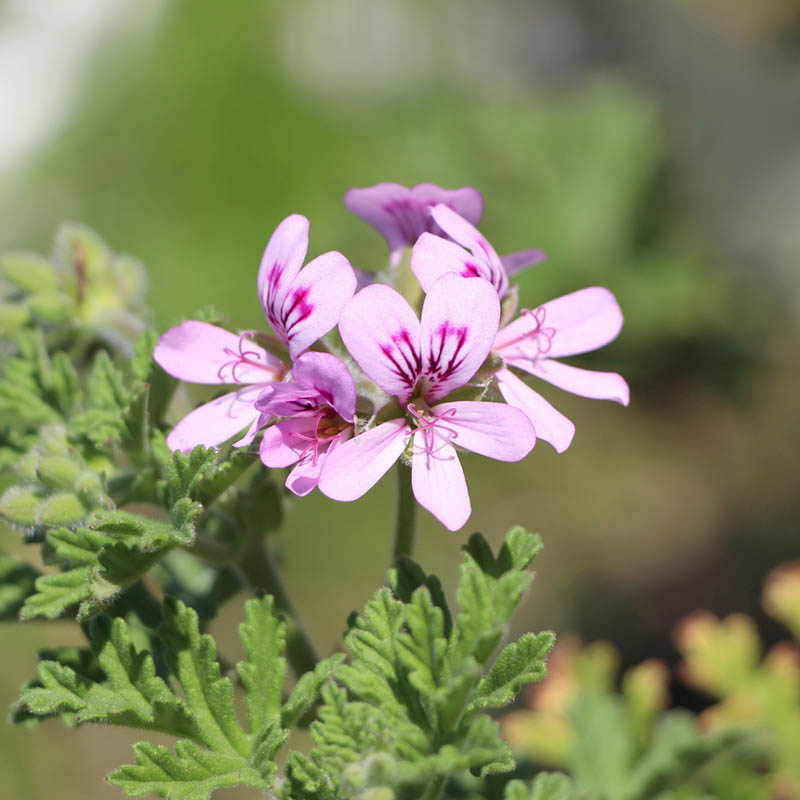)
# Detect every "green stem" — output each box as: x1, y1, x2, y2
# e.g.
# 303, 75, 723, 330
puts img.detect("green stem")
390, 463, 417, 564
239, 533, 319, 677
